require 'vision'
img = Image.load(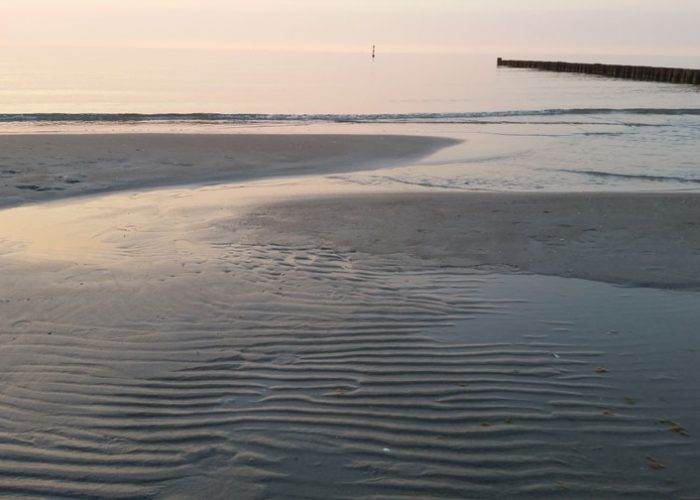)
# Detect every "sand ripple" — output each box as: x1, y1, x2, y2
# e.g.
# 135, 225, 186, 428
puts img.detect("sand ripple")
1, 236, 697, 499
